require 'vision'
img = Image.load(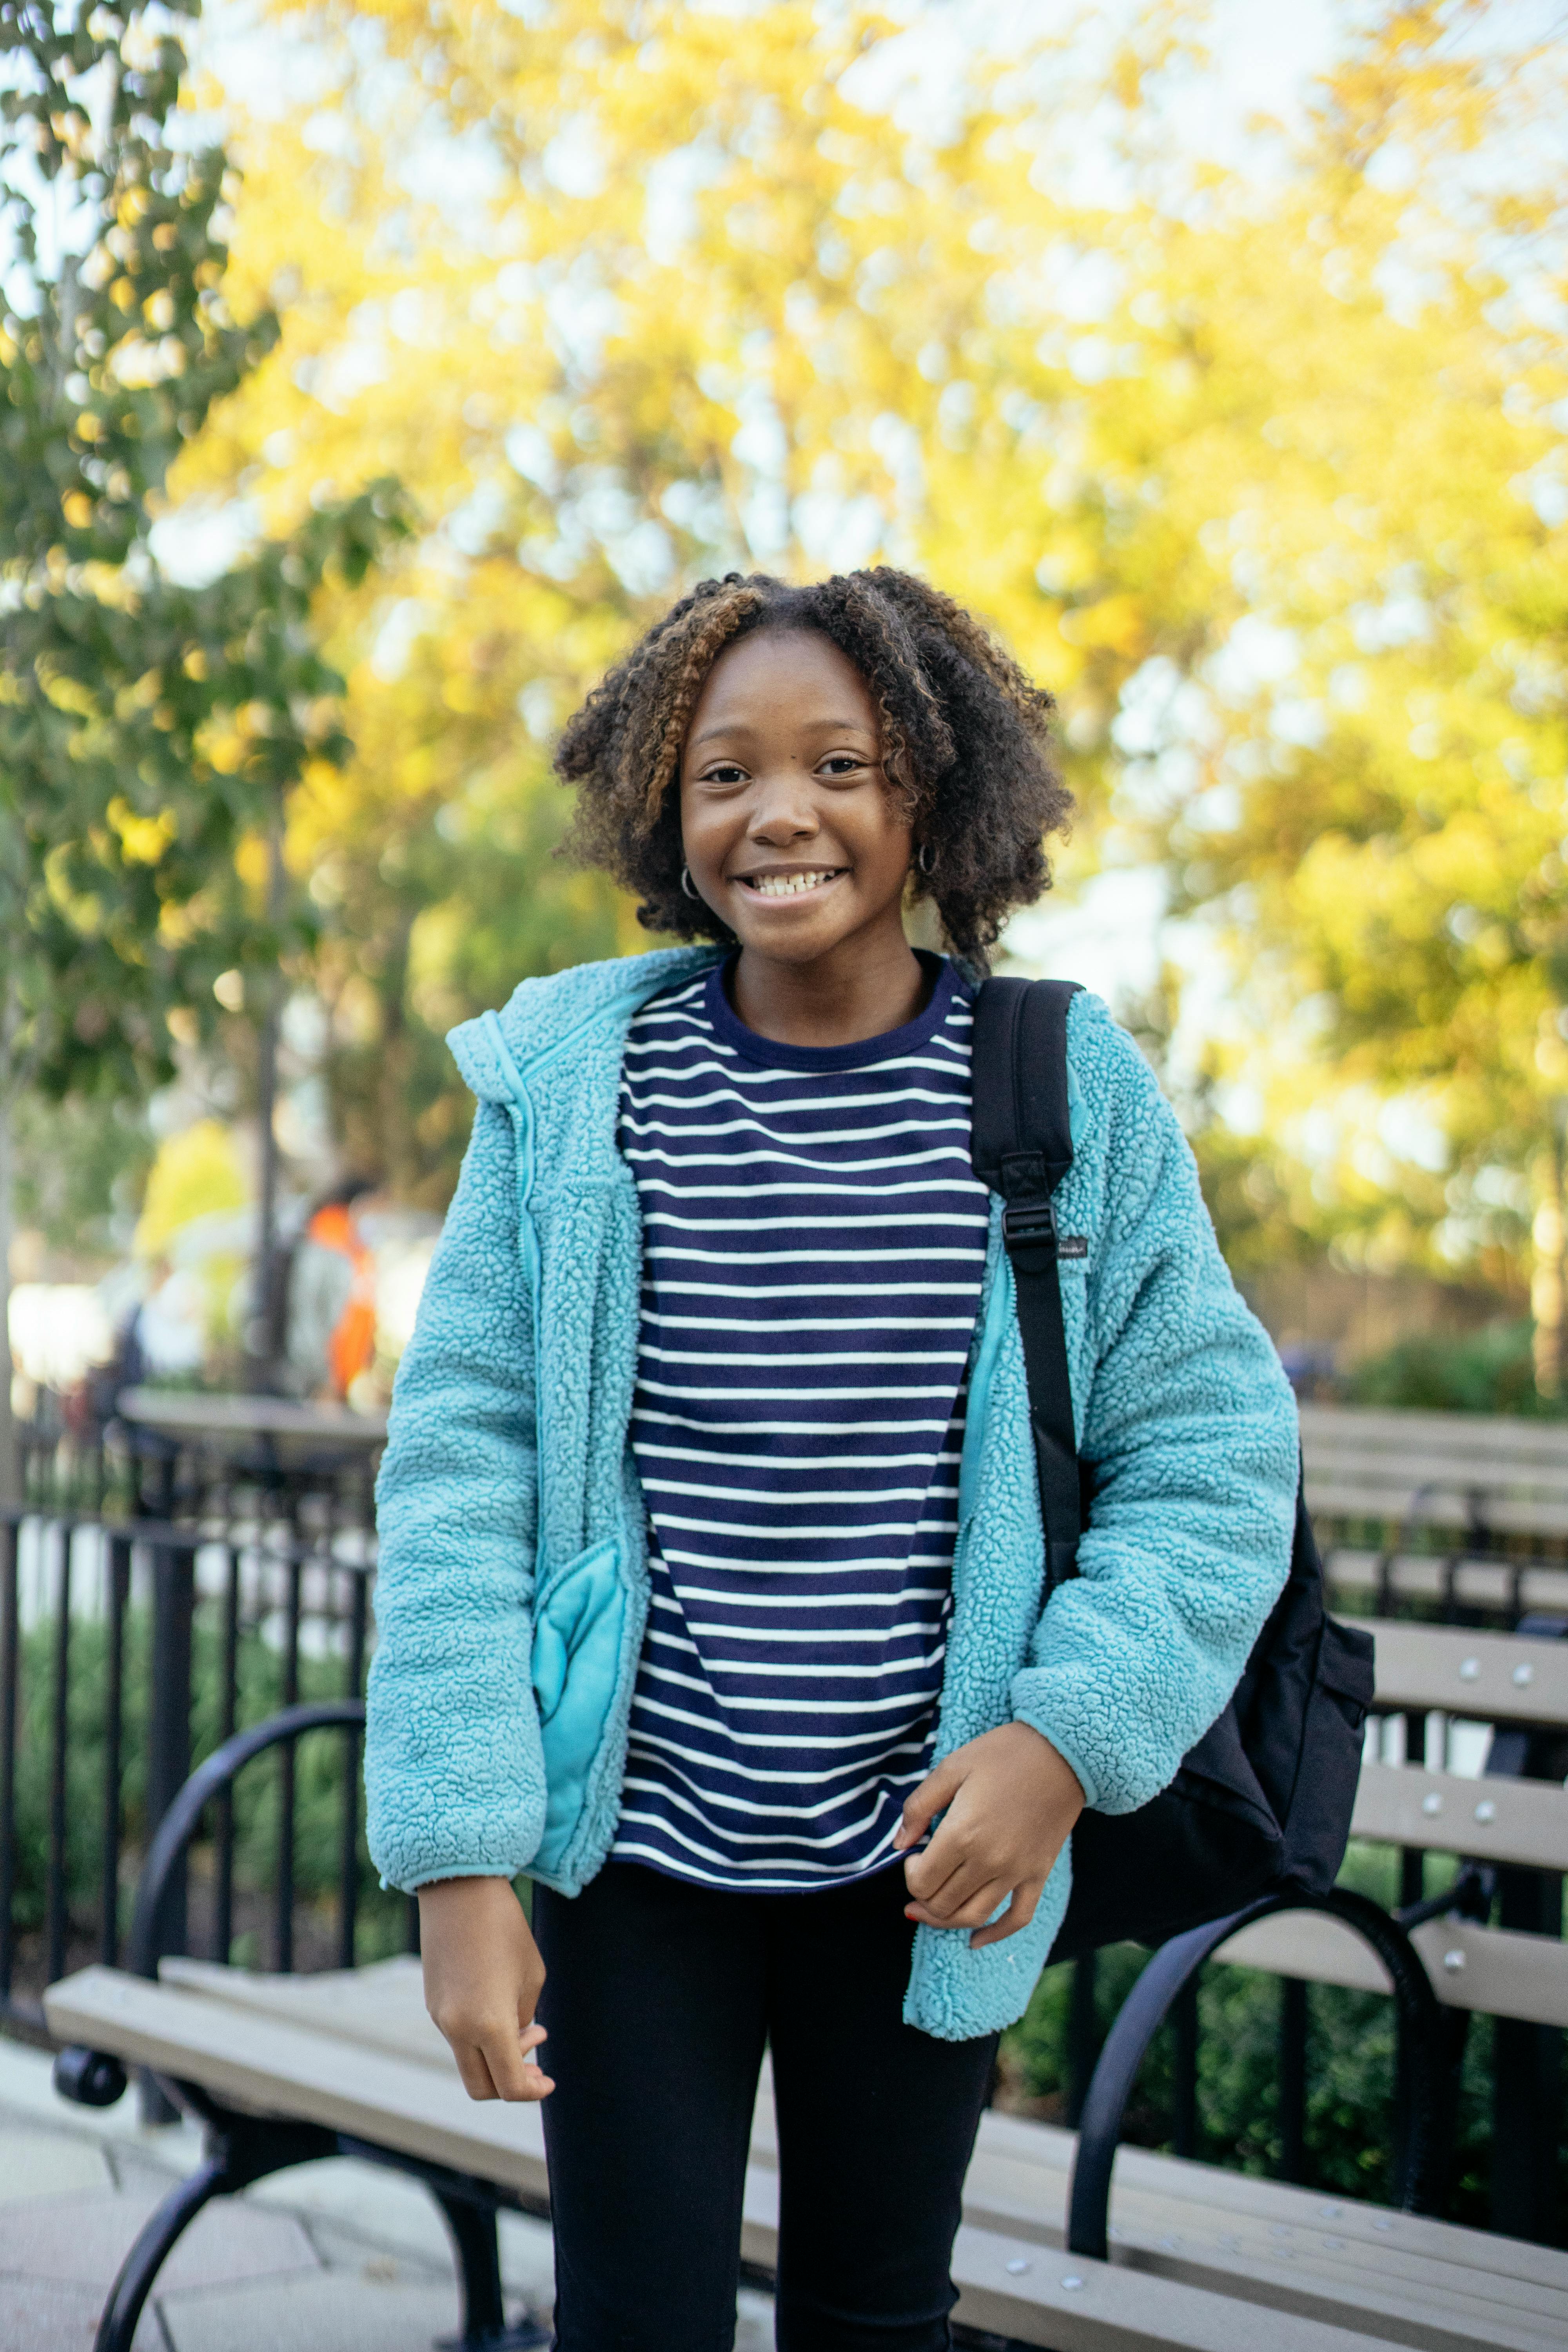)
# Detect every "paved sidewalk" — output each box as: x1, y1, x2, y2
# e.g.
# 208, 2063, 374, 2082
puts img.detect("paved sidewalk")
0, 2035, 775, 2350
